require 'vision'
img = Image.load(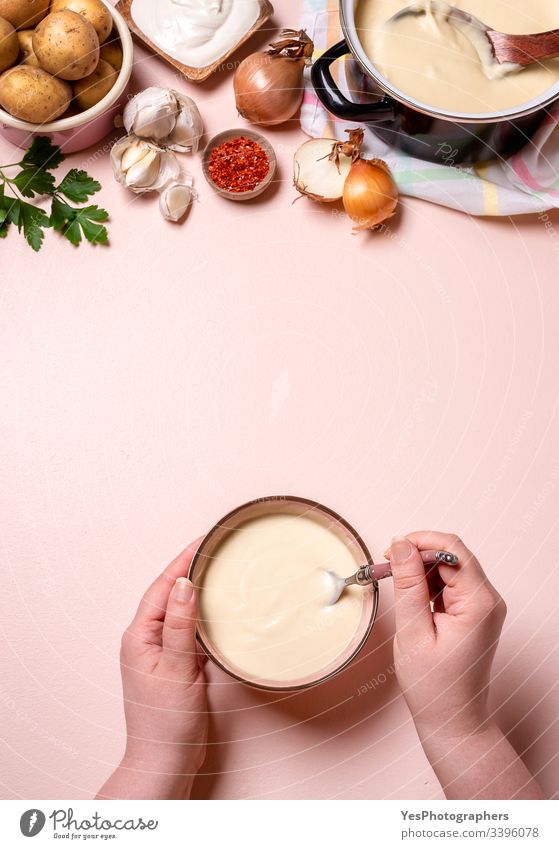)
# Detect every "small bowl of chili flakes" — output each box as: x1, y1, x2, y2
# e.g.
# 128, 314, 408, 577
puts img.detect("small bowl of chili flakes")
202, 129, 277, 201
